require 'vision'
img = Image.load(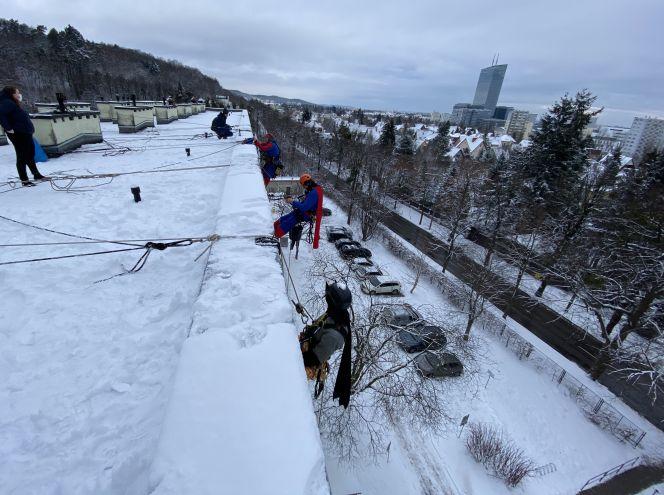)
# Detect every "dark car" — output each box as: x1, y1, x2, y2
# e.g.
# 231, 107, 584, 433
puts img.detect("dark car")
326, 226, 353, 242
339, 245, 372, 259
396, 325, 447, 353
415, 351, 463, 378
335, 239, 361, 250
381, 304, 423, 327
